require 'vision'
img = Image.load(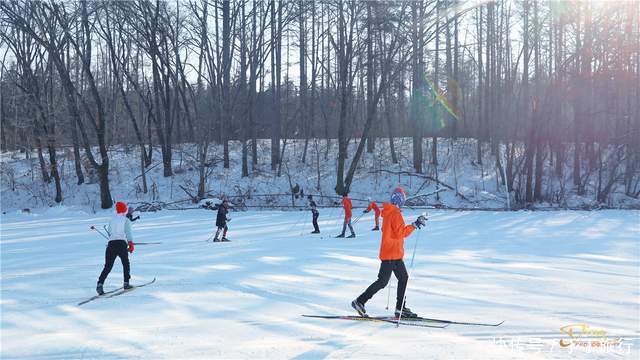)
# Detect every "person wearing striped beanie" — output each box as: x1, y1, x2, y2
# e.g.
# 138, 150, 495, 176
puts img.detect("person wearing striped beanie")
351, 187, 427, 318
